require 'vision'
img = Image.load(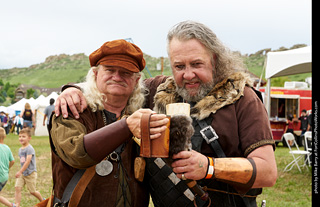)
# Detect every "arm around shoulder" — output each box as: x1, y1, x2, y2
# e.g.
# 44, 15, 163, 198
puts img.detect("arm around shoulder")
55, 85, 87, 119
